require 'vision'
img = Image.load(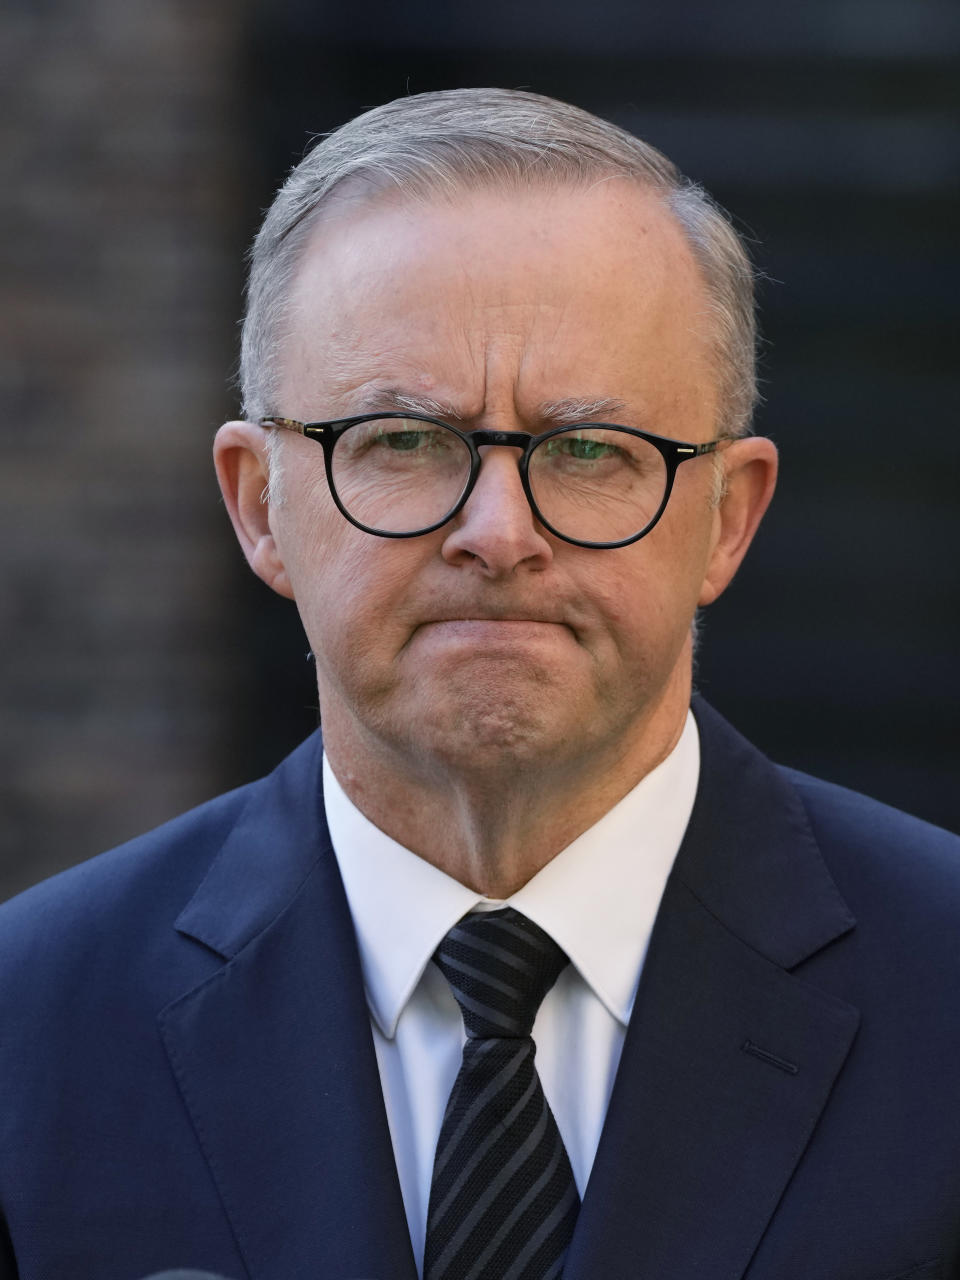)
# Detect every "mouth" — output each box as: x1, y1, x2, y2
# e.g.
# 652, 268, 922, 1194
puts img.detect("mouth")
403, 592, 581, 650
427, 614, 562, 625
418, 602, 568, 625
413, 617, 575, 647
